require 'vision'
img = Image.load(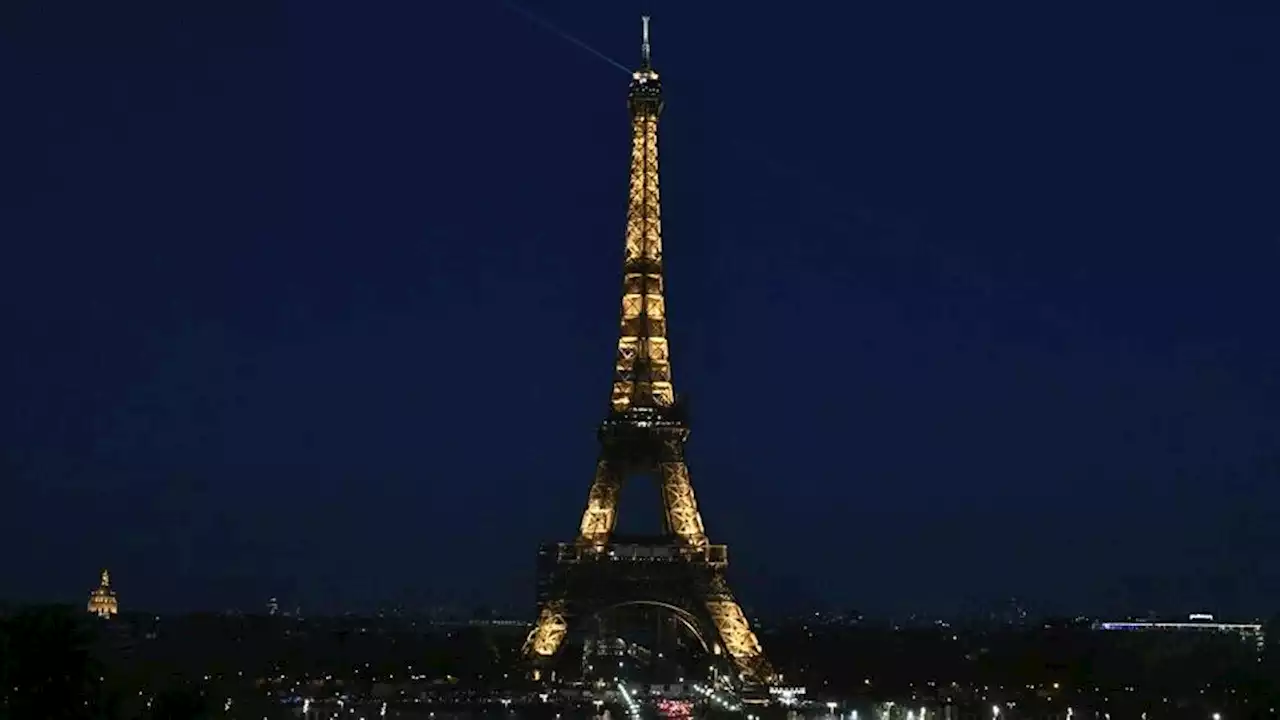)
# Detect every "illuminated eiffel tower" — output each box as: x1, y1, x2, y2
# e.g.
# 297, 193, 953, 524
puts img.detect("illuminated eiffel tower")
521, 17, 775, 689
